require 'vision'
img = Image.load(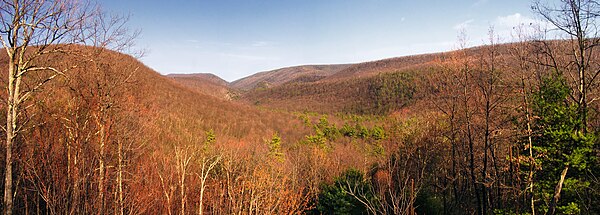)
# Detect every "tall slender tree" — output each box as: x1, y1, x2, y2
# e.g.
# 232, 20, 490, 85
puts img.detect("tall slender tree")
0, 1, 91, 214
0, 1, 137, 214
